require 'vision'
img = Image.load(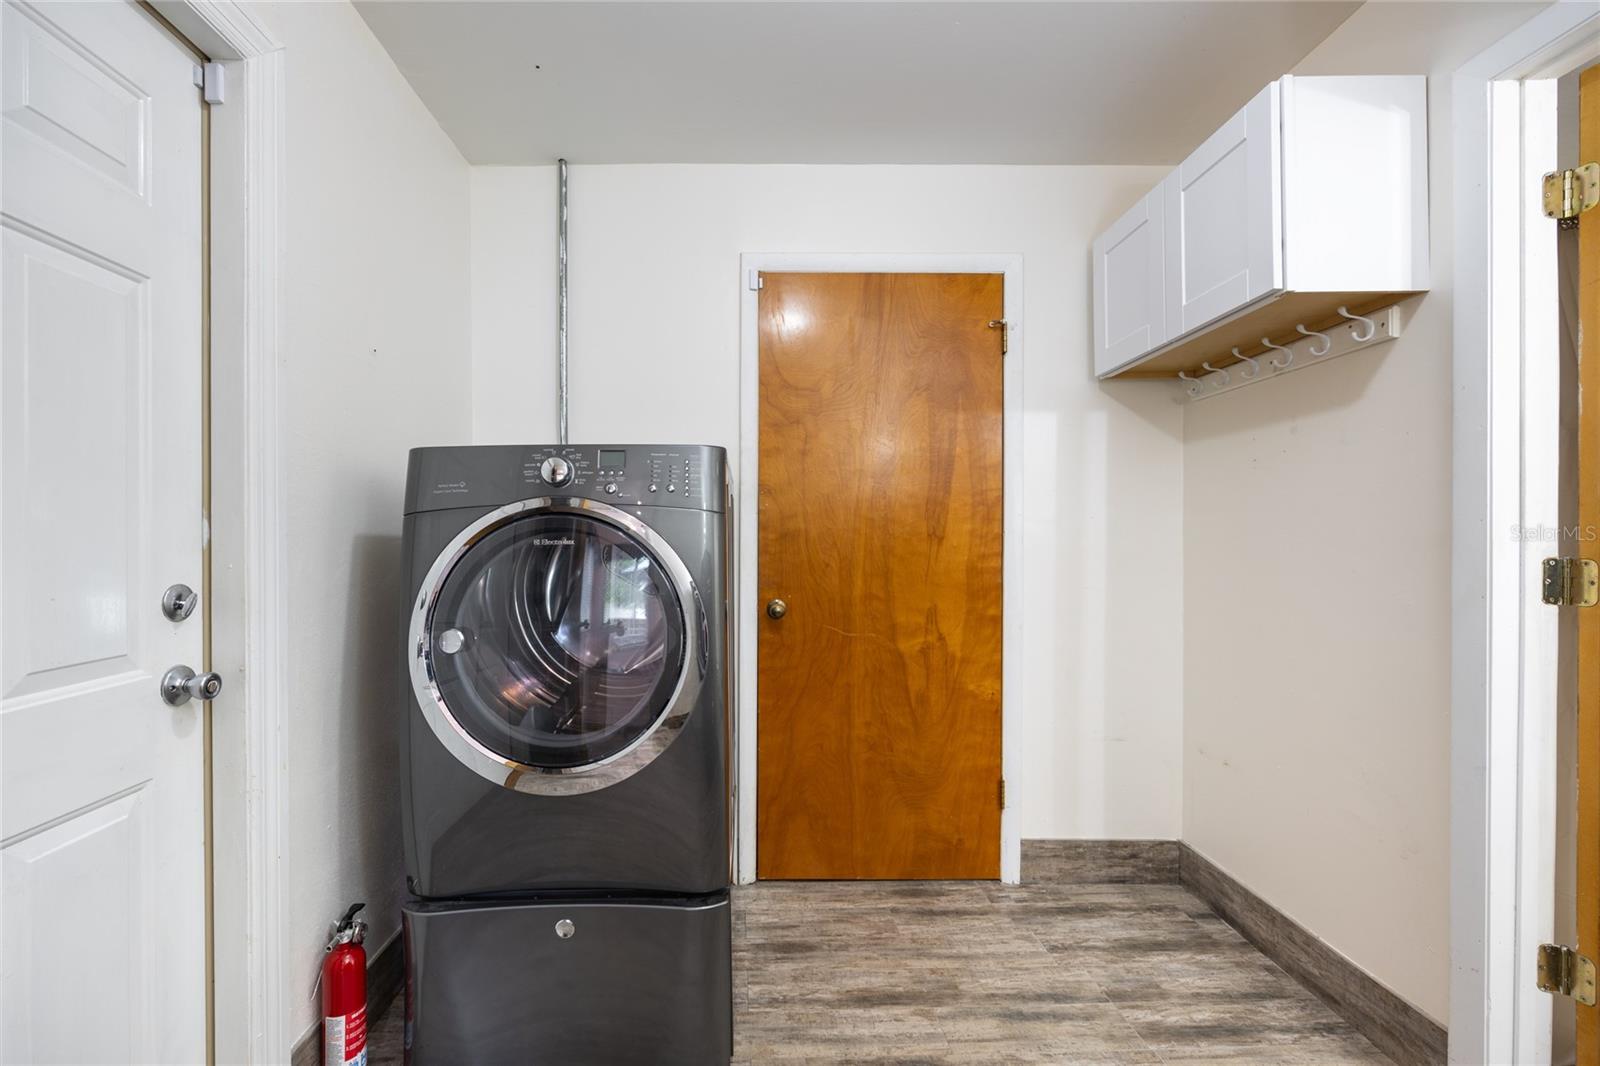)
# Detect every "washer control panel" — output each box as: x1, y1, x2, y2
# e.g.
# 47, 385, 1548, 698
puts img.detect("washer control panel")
520, 445, 715, 510
407, 444, 727, 515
